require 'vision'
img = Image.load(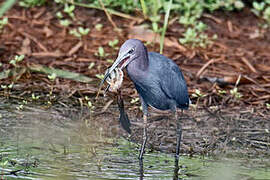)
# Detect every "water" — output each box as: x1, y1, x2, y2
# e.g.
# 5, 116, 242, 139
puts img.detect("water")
0, 103, 269, 180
